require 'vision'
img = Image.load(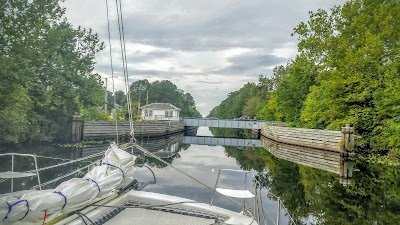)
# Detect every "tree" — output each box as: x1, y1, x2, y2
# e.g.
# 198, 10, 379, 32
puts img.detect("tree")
295, 0, 400, 153
128, 80, 202, 118
114, 90, 125, 105
275, 57, 319, 126
242, 96, 261, 119
209, 83, 257, 119
0, 0, 104, 143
